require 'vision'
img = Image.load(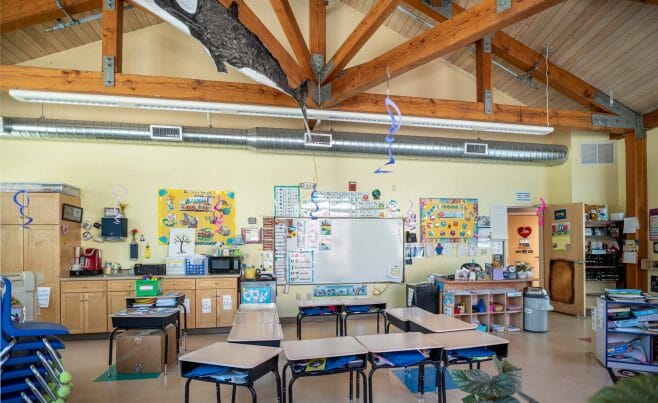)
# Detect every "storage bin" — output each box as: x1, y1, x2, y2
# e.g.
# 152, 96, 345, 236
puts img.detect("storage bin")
185, 256, 207, 275
135, 278, 163, 297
